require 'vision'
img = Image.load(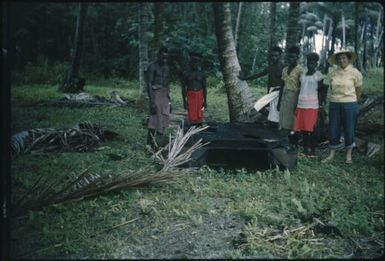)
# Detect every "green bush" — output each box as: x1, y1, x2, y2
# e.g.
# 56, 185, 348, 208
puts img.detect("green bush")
206, 75, 223, 89
12, 59, 70, 85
